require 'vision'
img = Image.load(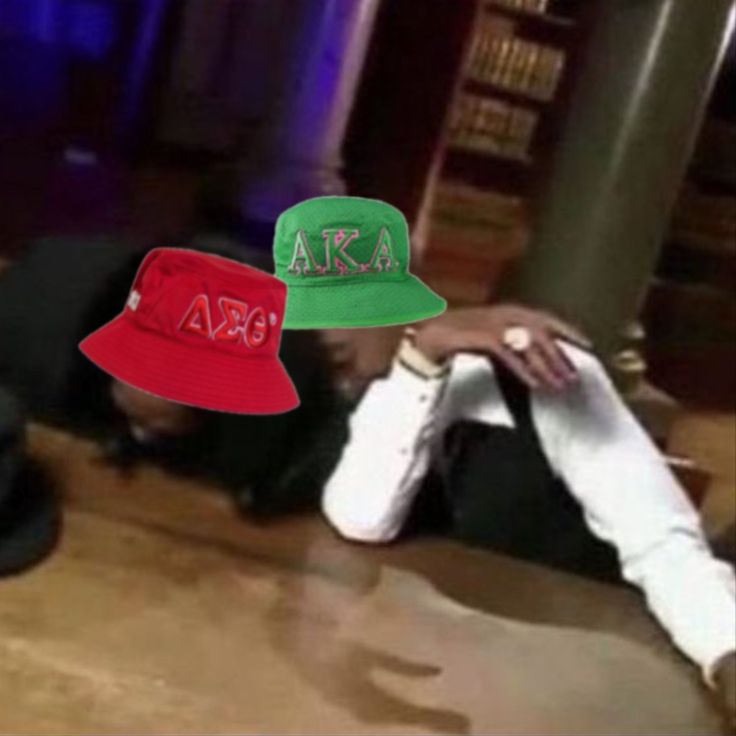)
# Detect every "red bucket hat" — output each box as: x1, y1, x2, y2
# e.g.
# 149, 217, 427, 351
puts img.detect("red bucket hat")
79, 248, 299, 414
